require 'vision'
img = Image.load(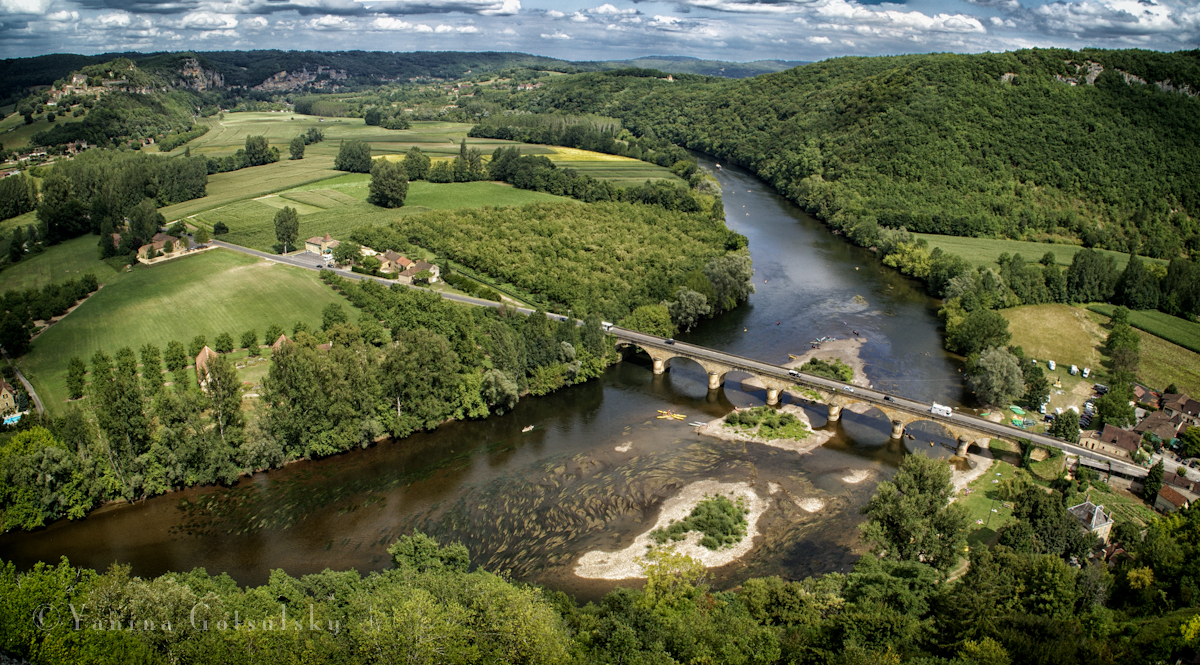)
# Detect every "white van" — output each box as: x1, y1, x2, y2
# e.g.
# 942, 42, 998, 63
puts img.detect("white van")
930, 403, 953, 417
1070, 365, 1079, 376
601, 321, 614, 332
1082, 367, 1090, 378
1048, 360, 1056, 370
